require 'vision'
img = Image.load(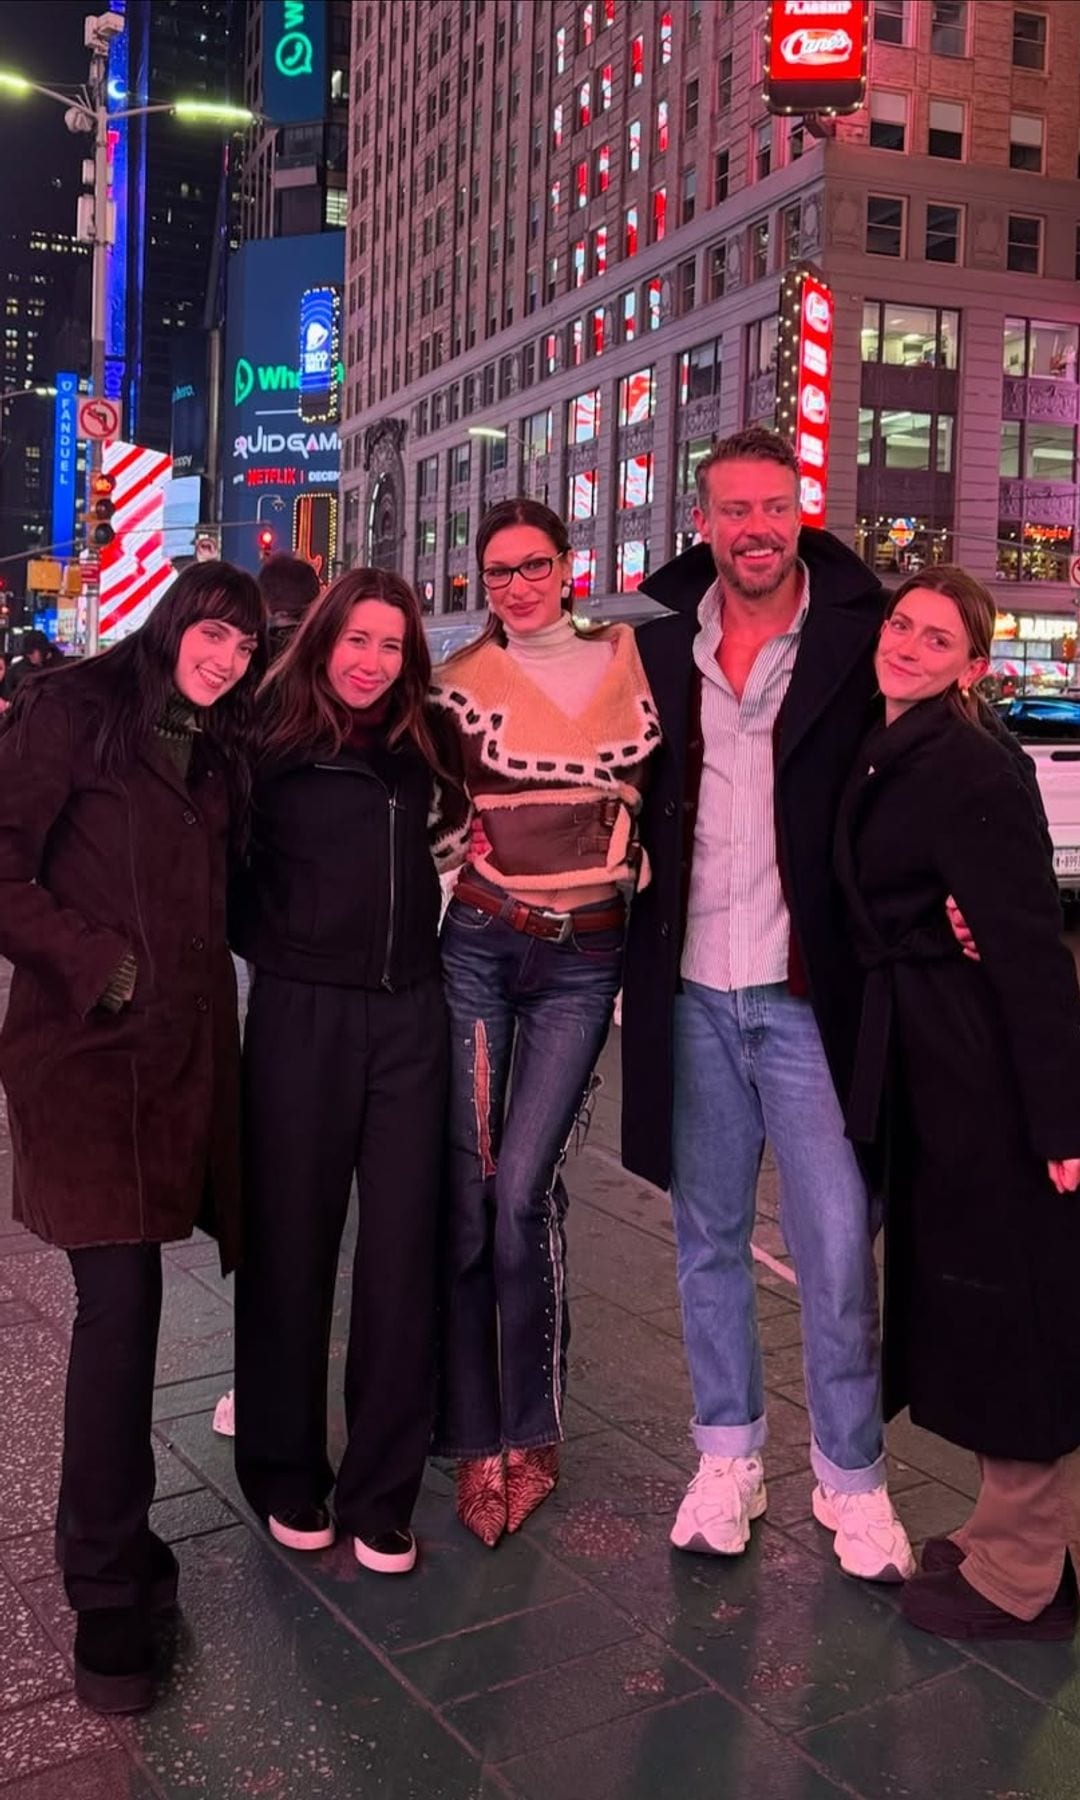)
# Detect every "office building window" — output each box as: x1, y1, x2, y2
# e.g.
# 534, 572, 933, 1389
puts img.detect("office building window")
874, 0, 906, 43
679, 436, 712, 493
631, 33, 645, 87
621, 289, 638, 340
1007, 214, 1042, 274
861, 301, 960, 368
928, 99, 964, 160
709, 240, 727, 300
931, 1, 968, 56
1009, 114, 1044, 173
714, 148, 730, 204
678, 256, 697, 314
618, 453, 654, 509
591, 305, 606, 355
593, 225, 608, 276
660, 9, 674, 64
679, 338, 722, 403
656, 99, 669, 155
418, 454, 439, 498
783, 202, 802, 264
523, 408, 553, 459
748, 315, 779, 377
625, 205, 639, 256
595, 143, 611, 192
685, 77, 700, 134
567, 389, 601, 443
867, 195, 904, 256
571, 546, 596, 599
718, 53, 732, 112
569, 317, 586, 366
880, 411, 935, 470
616, 540, 649, 592
645, 276, 663, 332
578, 80, 592, 129
869, 91, 906, 152
567, 468, 598, 519
1012, 11, 1048, 69
555, 24, 567, 74
749, 217, 769, 280
1001, 422, 1075, 481
755, 120, 772, 179
926, 204, 961, 264
415, 517, 437, 558
600, 63, 613, 111
628, 119, 642, 171
682, 167, 696, 224
1003, 318, 1078, 381
618, 368, 656, 425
